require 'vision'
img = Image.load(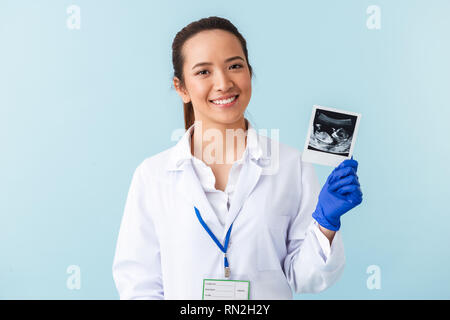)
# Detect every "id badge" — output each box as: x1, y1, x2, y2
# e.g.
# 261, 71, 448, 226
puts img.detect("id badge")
202, 279, 250, 300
